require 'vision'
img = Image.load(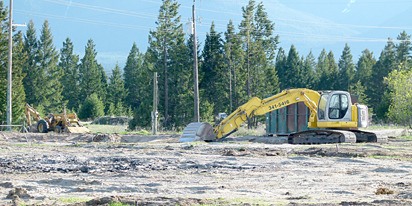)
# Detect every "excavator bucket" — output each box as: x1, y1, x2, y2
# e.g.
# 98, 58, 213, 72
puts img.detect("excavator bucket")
66, 126, 90, 133
180, 122, 217, 142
